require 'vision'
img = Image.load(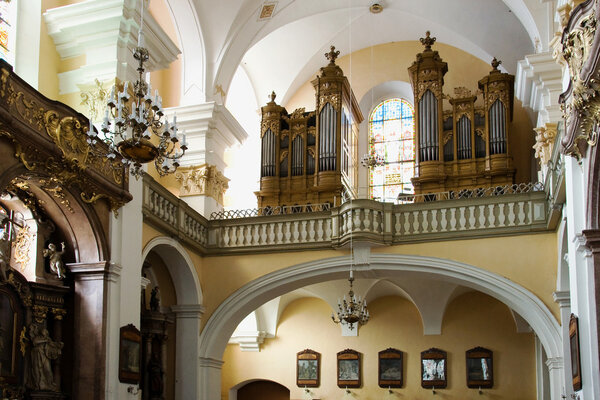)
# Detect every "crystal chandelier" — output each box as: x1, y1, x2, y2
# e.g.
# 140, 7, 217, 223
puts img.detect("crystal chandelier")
86, 0, 186, 178
360, 140, 385, 168
331, 269, 370, 330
